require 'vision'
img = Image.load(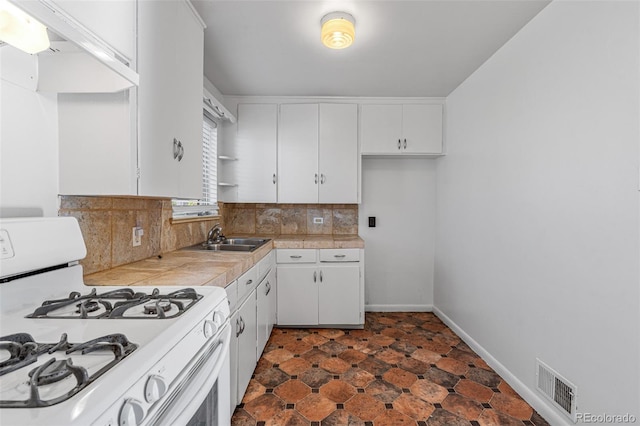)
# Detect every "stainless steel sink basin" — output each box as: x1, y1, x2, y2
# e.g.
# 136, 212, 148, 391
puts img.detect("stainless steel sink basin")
182, 238, 270, 253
